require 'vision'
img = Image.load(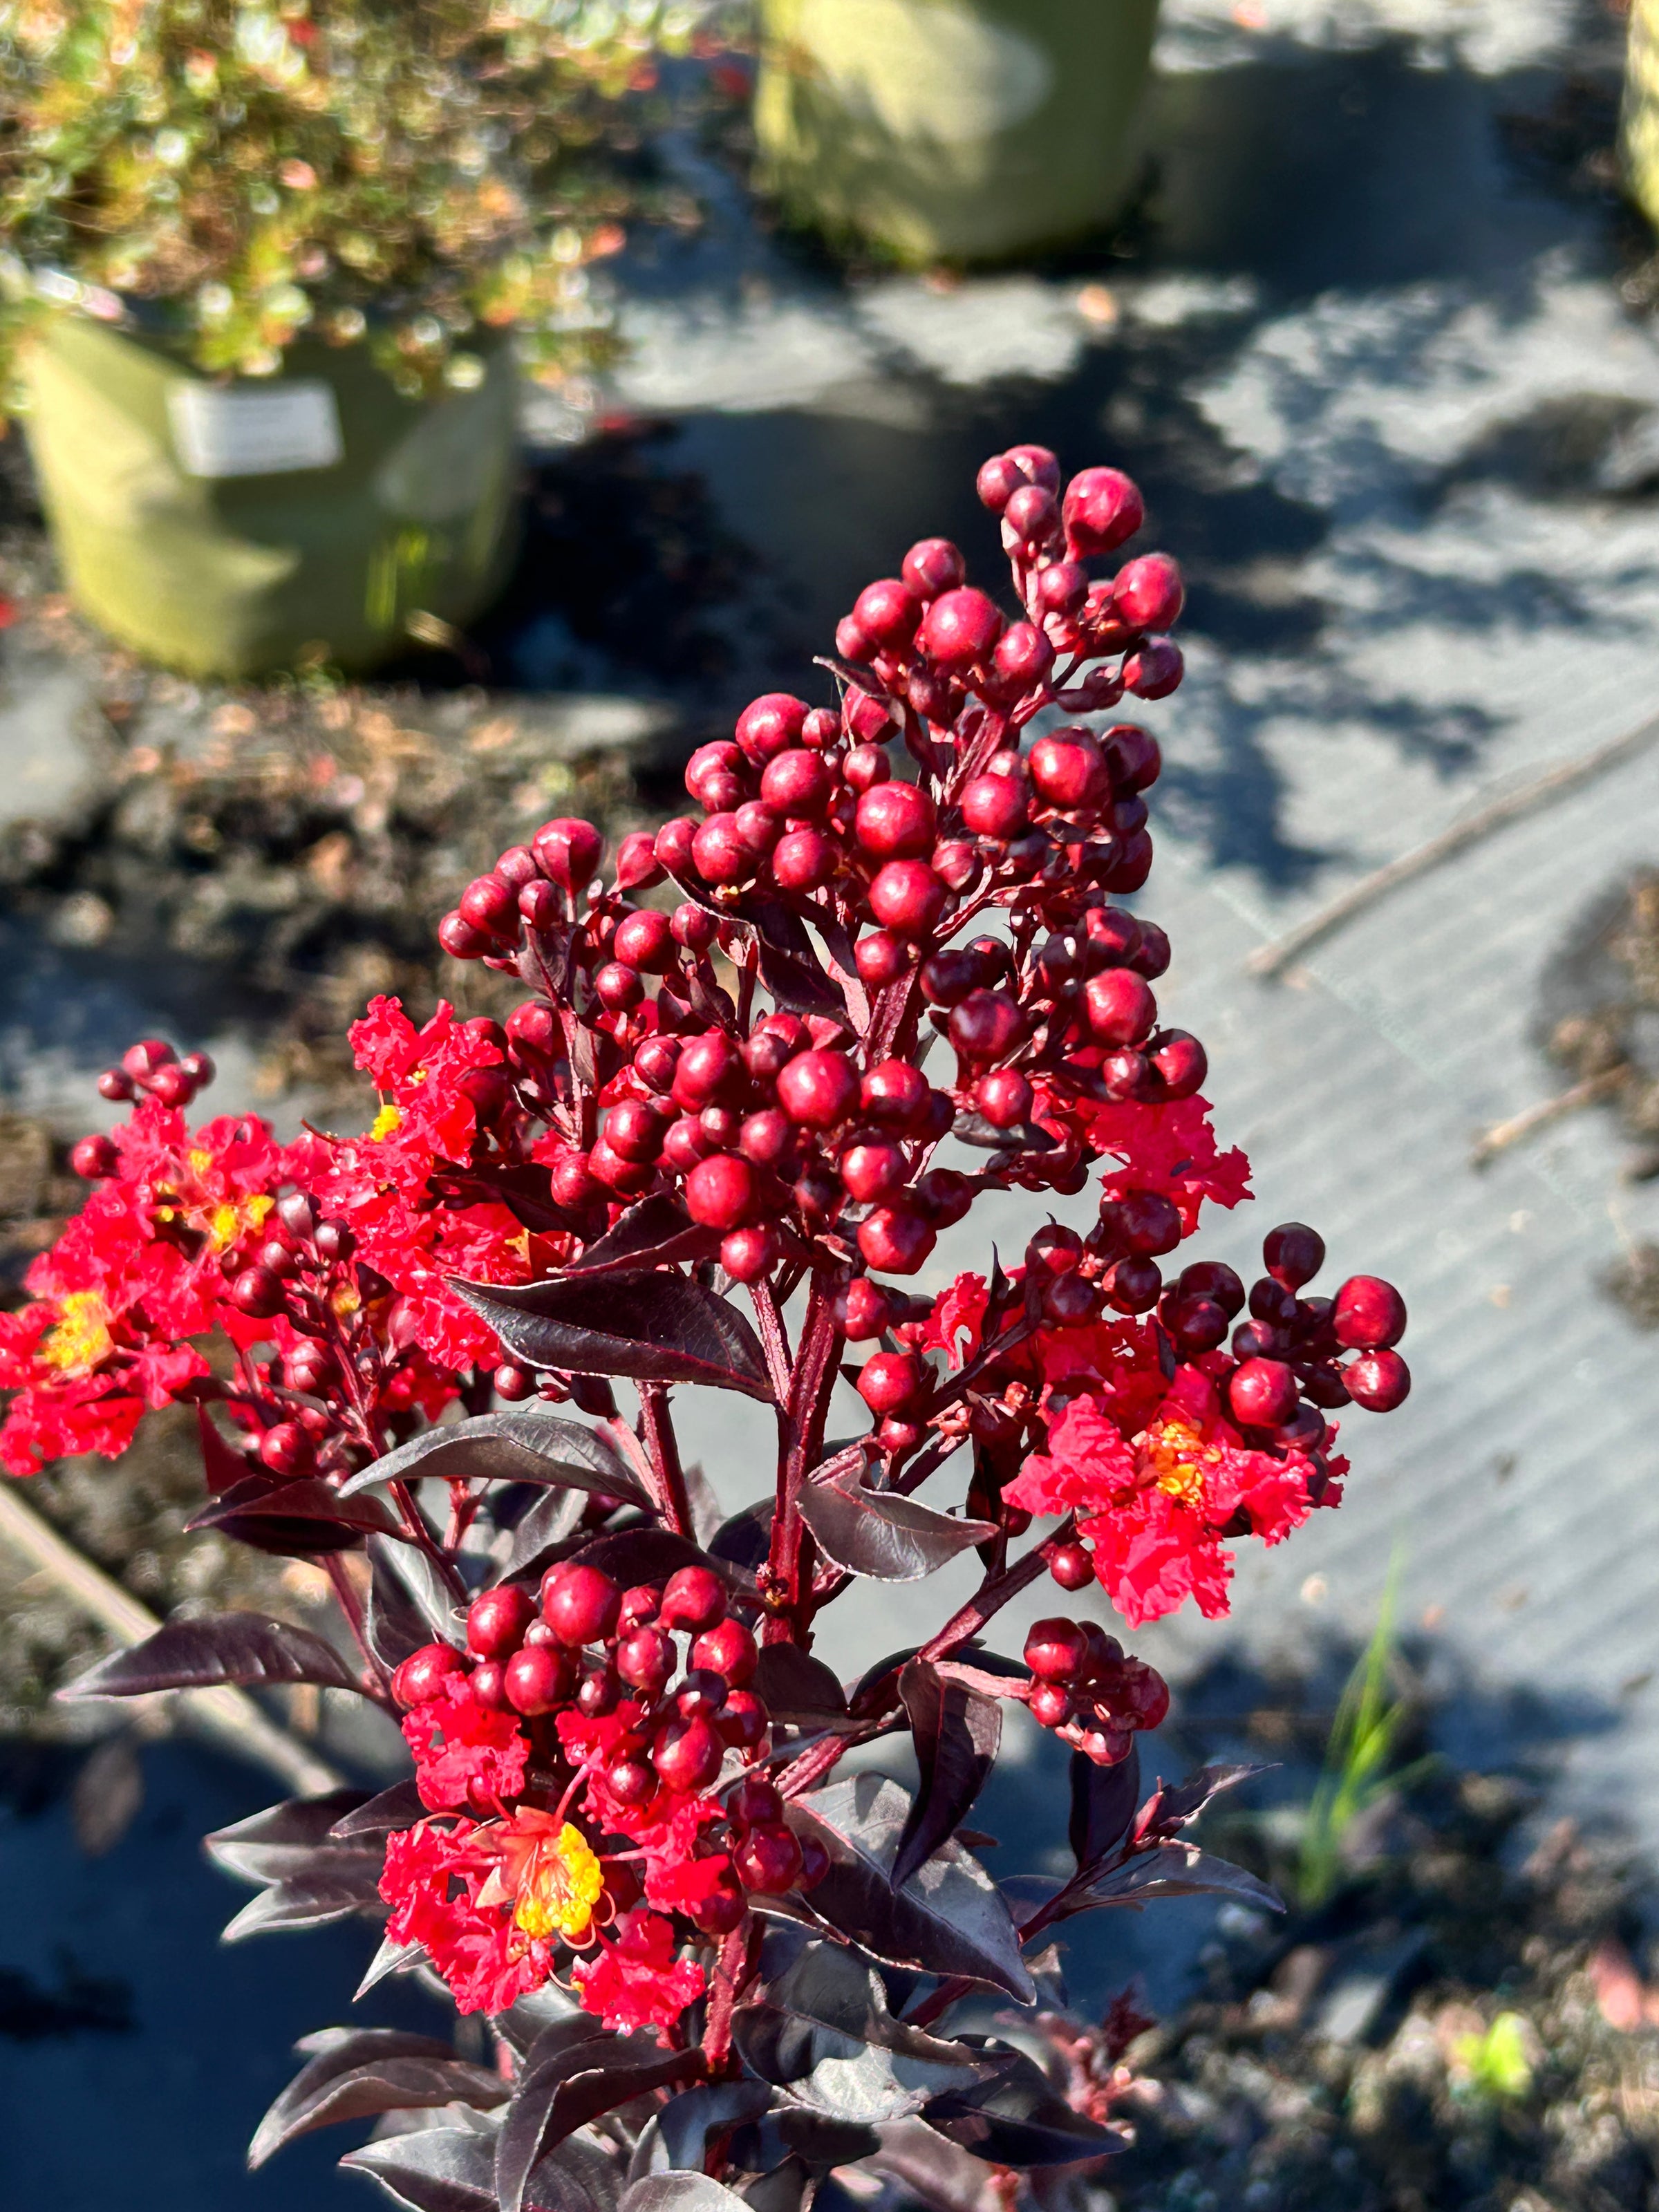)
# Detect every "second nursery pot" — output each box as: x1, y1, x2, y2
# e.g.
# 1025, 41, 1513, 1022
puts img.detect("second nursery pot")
753, 0, 1161, 263
1626, 0, 1659, 231
21, 317, 519, 679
